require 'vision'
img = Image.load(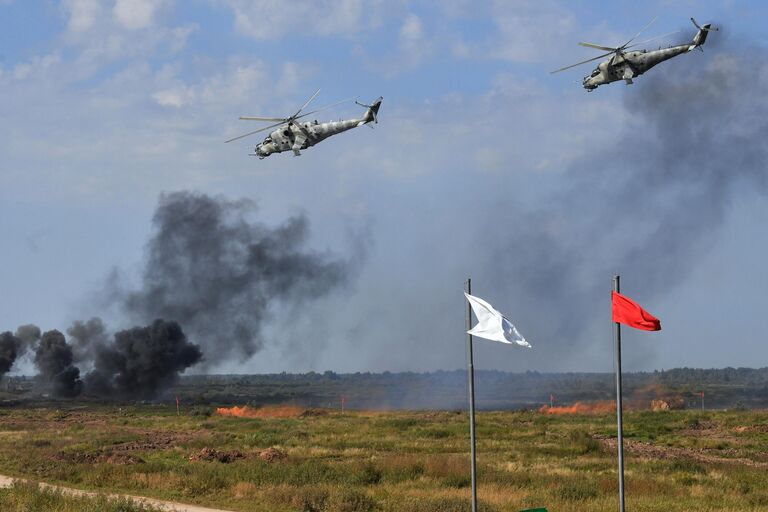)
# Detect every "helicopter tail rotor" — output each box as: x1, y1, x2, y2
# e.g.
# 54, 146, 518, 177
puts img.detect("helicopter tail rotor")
356, 97, 383, 125
691, 18, 717, 48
